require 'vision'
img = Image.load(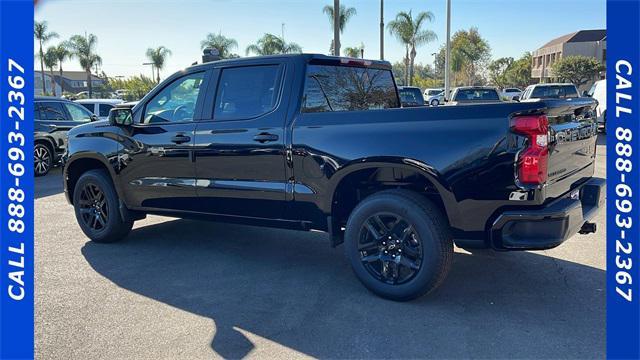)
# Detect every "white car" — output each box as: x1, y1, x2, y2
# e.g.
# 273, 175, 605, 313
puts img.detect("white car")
587, 80, 606, 132
501, 87, 522, 101
75, 99, 124, 121
423, 88, 444, 106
